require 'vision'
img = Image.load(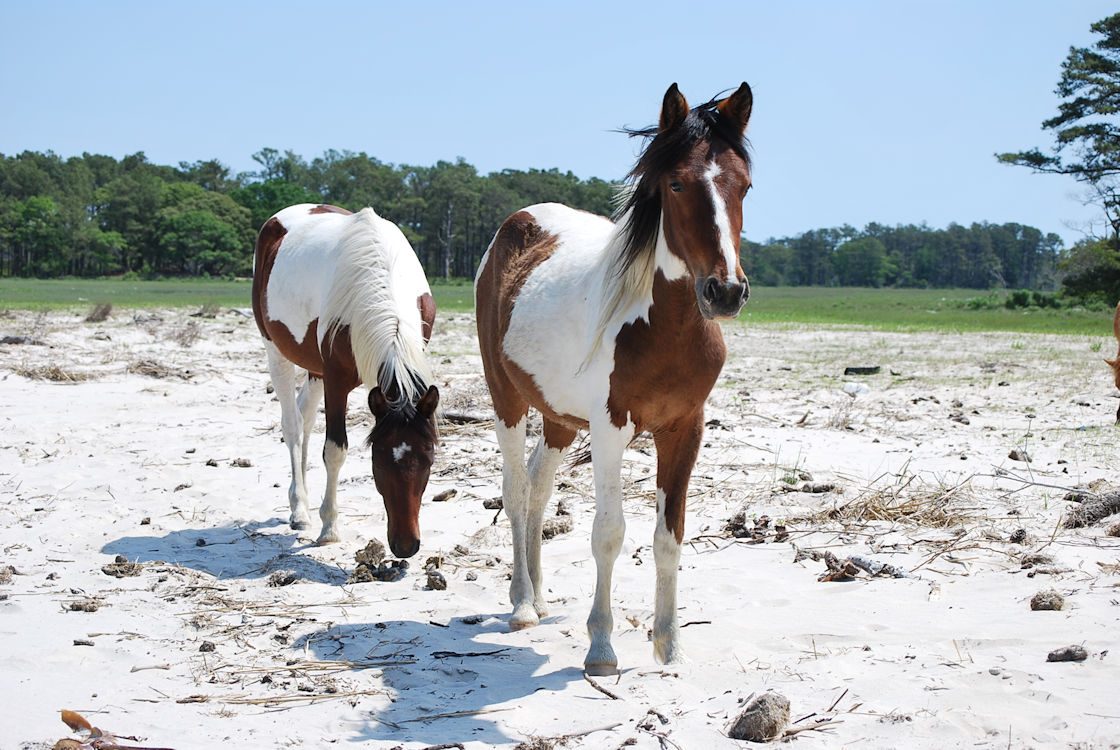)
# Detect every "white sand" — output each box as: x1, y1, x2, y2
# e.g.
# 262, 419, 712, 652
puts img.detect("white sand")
2, 305, 1118, 749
